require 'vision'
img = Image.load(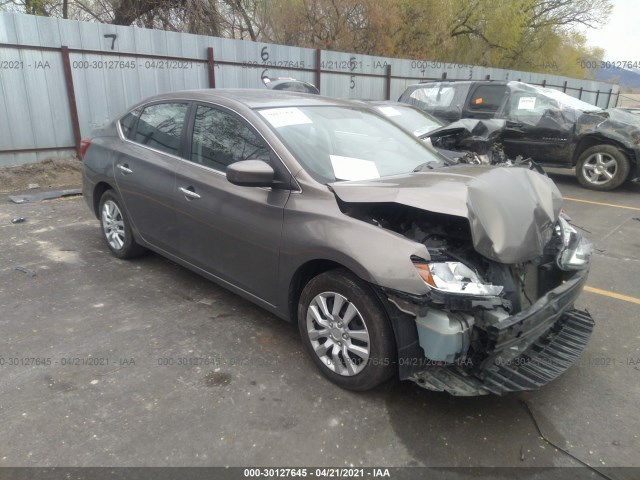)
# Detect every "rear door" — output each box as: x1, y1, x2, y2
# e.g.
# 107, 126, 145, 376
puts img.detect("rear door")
174, 103, 291, 305
114, 102, 189, 254
462, 83, 509, 119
